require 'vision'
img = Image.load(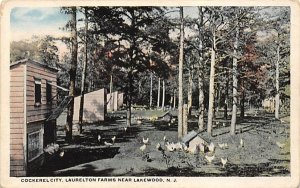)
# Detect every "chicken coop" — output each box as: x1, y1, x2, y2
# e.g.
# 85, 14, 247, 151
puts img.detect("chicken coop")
73, 88, 107, 123
10, 59, 59, 176
182, 130, 209, 149
107, 91, 123, 111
